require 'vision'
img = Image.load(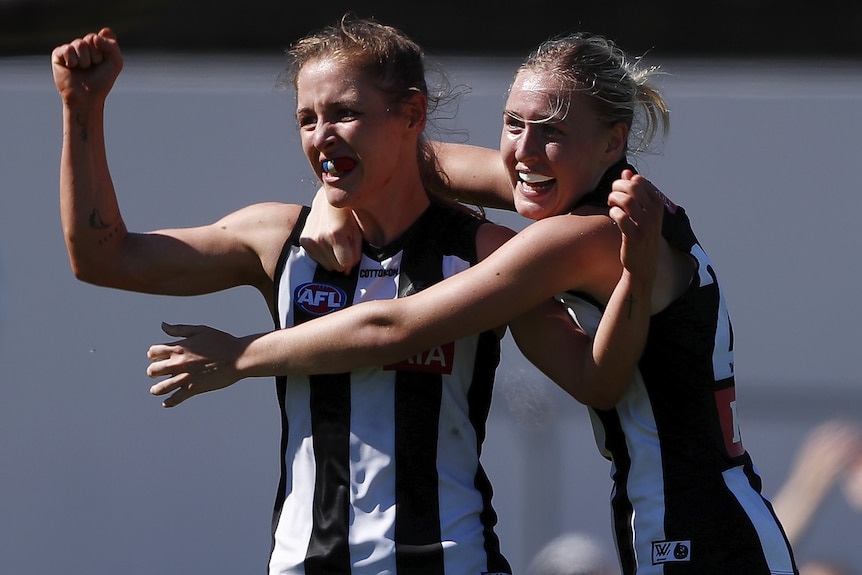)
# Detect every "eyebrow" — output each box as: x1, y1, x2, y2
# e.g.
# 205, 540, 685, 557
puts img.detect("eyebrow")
504, 109, 564, 125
